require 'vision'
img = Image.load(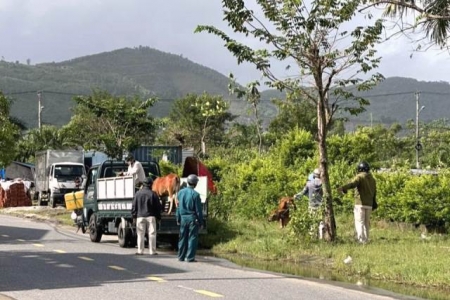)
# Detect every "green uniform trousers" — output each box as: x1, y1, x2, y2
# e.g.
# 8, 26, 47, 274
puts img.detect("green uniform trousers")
178, 218, 199, 262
